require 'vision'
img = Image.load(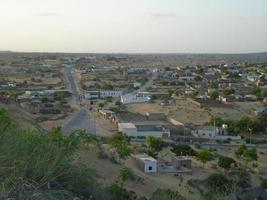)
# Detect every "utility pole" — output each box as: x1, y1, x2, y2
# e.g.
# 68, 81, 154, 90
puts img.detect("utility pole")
183, 124, 186, 143
249, 128, 252, 144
